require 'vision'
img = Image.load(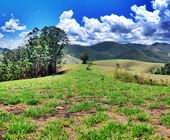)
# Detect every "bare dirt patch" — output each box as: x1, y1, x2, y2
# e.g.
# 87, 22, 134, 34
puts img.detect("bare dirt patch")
155, 125, 170, 140
107, 111, 128, 124
0, 104, 27, 115
0, 131, 6, 140
148, 105, 170, 139
65, 126, 76, 140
